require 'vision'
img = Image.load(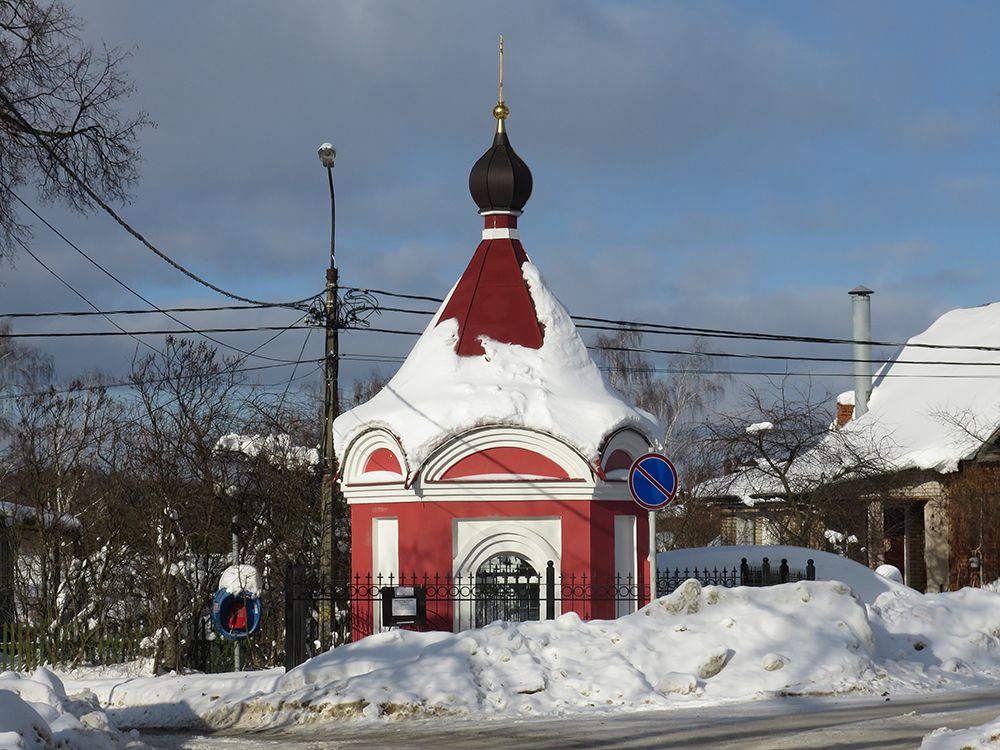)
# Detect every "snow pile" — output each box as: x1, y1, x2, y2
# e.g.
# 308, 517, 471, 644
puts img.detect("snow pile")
64, 575, 1000, 731
921, 716, 1000, 749
875, 564, 904, 584
219, 564, 262, 596
253, 580, 884, 724
658, 545, 910, 604
333, 263, 659, 469
845, 301, 1000, 473
215, 433, 318, 468
0, 668, 146, 749
869, 586, 1000, 686
51, 548, 1000, 730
